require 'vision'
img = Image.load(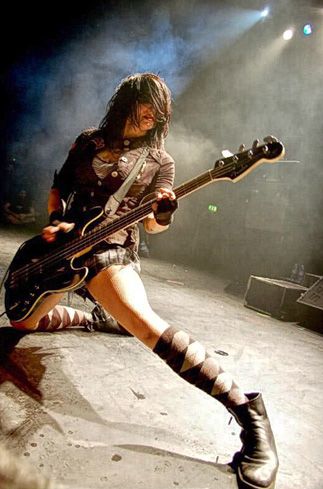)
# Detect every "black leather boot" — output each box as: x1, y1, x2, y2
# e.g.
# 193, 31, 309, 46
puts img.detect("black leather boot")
88, 304, 132, 336
228, 393, 278, 489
